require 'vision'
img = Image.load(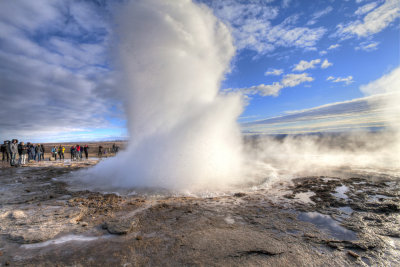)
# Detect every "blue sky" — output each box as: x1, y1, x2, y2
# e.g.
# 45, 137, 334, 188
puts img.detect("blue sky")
0, 0, 399, 142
